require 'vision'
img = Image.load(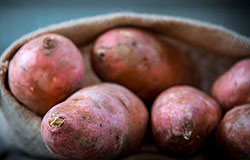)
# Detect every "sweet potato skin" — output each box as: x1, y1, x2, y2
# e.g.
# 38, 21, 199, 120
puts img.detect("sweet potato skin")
151, 86, 221, 156
216, 104, 250, 160
41, 83, 148, 160
211, 58, 250, 111
92, 28, 195, 102
8, 33, 84, 116
86, 83, 149, 156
